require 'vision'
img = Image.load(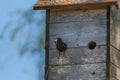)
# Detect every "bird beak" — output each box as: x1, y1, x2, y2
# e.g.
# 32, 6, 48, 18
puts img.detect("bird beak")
54, 39, 57, 43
